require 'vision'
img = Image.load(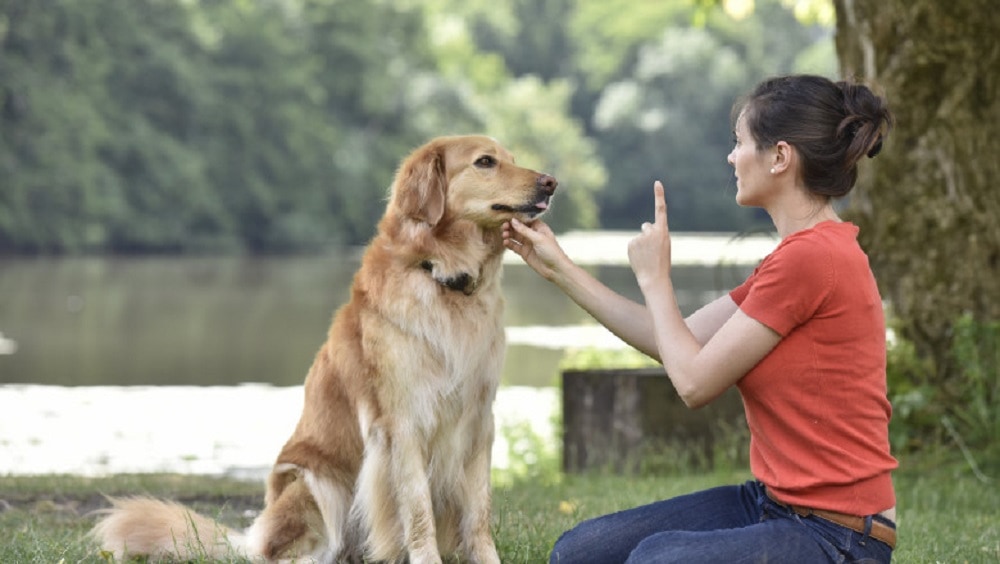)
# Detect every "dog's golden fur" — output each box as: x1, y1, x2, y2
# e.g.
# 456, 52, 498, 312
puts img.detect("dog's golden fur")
91, 135, 556, 563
